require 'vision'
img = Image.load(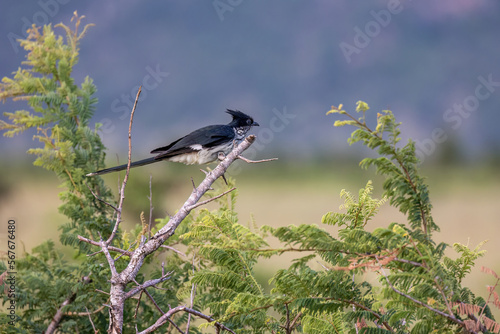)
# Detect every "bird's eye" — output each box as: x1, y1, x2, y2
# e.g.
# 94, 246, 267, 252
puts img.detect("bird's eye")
247, 119, 252, 125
